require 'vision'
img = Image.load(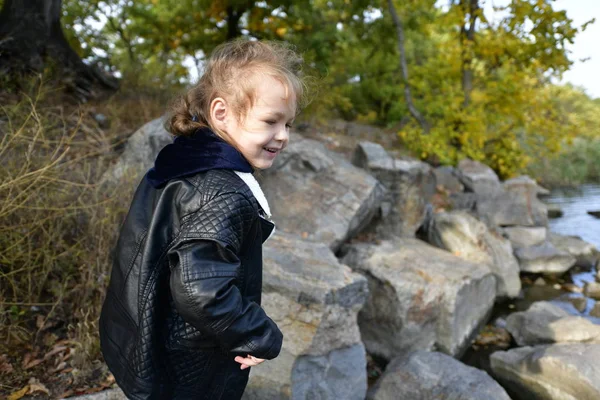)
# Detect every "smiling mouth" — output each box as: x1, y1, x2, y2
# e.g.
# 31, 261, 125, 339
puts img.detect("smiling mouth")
263, 147, 280, 153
